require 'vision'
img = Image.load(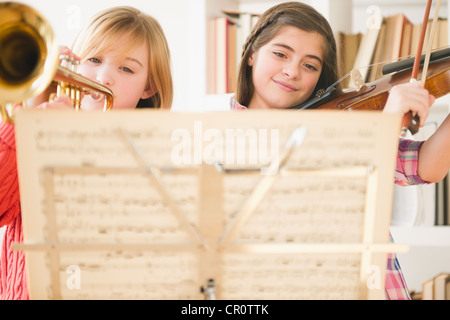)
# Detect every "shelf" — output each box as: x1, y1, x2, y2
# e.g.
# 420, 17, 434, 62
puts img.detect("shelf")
391, 226, 450, 247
